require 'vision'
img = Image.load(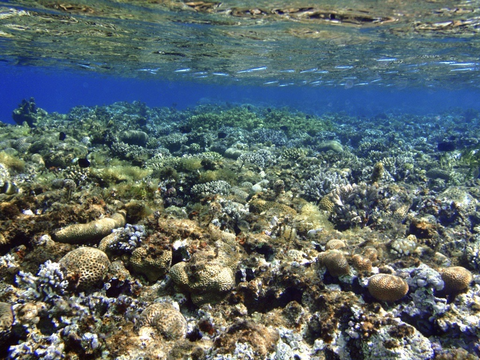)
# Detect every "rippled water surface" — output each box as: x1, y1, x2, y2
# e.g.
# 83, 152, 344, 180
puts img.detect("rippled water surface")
1, 0, 480, 89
